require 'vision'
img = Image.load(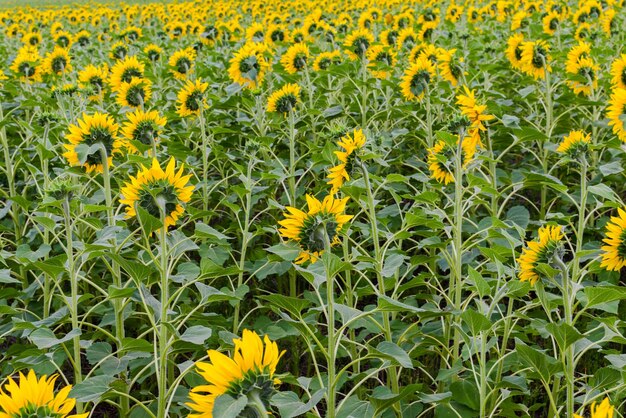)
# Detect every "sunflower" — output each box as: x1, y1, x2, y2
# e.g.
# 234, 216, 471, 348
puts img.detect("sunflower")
566, 56, 599, 96
610, 54, 626, 90
53, 30, 72, 48
279, 194, 353, 264
511, 11, 528, 31
446, 4, 463, 22
438, 48, 463, 86
427, 136, 476, 185
144, 44, 163, 61
0, 370, 88, 418
280, 43, 309, 75
63, 112, 124, 174
10, 51, 41, 82
400, 55, 437, 102
200, 24, 221, 45
168, 47, 196, 80
122, 109, 166, 152
228, 42, 271, 89
343, 28, 374, 60
418, 21, 438, 41
607, 88, 626, 142
601, 9, 617, 37
366, 45, 396, 79
600, 207, 626, 271
327, 129, 366, 194
517, 225, 564, 286
520, 40, 551, 79
41, 47, 72, 76
245, 22, 265, 42
120, 158, 193, 228
78, 64, 108, 99
312, 50, 341, 71
542, 11, 560, 35
574, 398, 614, 418
115, 77, 152, 108
395, 27, 417, 51
176, 79, 209, 118
22, 32, 42, 46
267, 24, 288, 44
506, 33, 525, 70
109, 56, 145, 91
187, 330, 284, 418
75, 30, 90, 46
109, 41, 129, 61
456, 87, 494, 135
267, 83, 301, 114
565, 41, 591, 74
575, 22, 594, 42
556, 130, 590, 158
